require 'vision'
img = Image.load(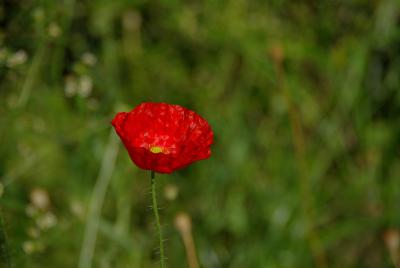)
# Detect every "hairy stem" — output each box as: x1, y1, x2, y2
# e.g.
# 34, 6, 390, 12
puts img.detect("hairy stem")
151, 171, 165, 268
